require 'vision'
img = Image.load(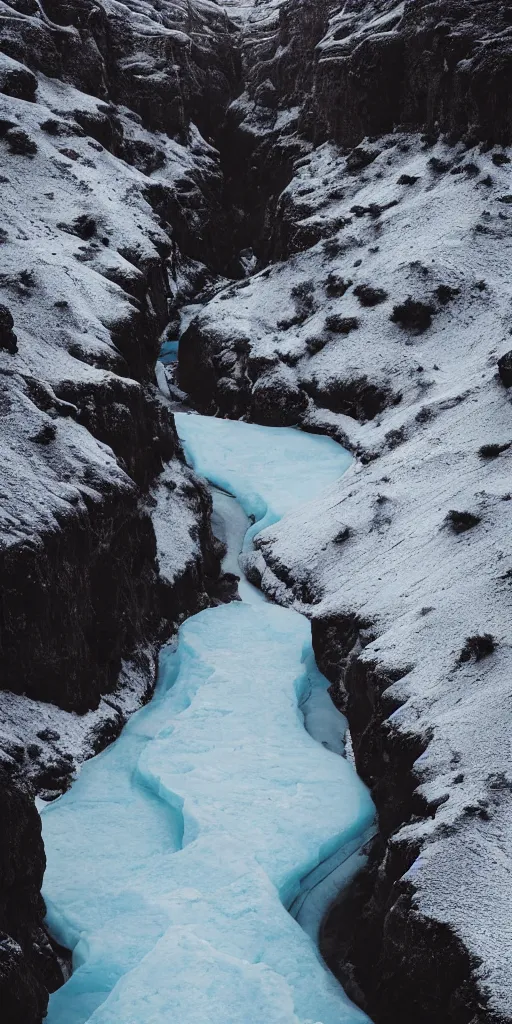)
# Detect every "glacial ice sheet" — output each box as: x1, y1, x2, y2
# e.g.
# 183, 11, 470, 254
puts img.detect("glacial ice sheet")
42, 415, 374, 1024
